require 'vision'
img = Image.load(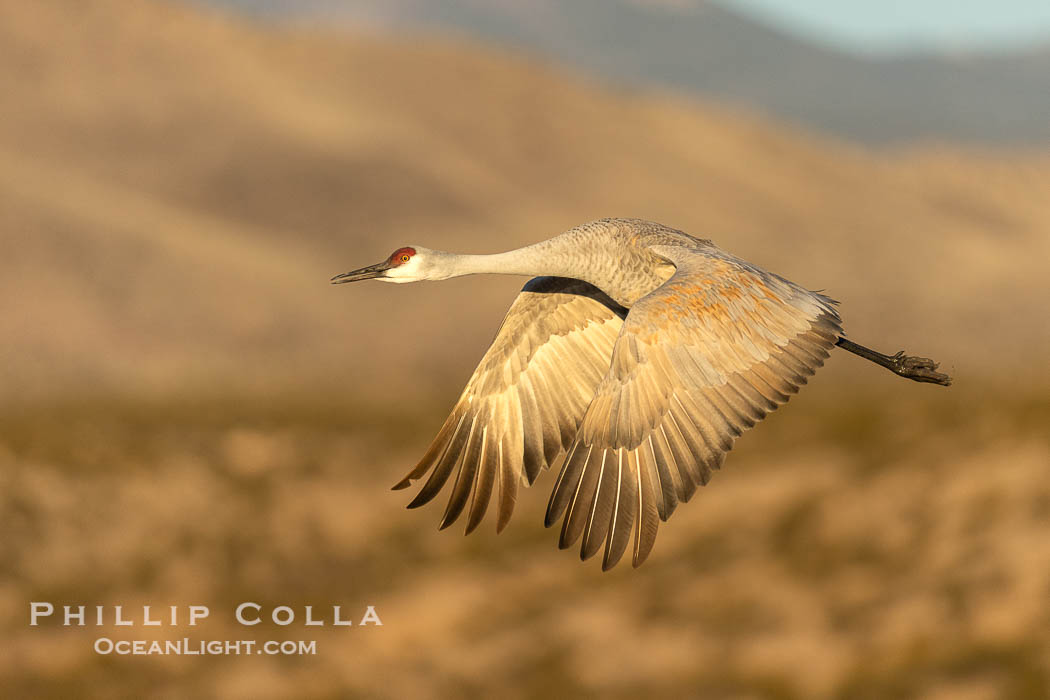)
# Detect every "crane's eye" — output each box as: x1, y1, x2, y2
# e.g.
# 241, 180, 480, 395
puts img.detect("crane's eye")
400, 255, 411, 263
